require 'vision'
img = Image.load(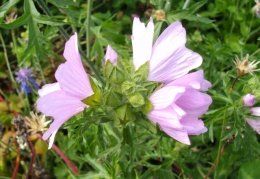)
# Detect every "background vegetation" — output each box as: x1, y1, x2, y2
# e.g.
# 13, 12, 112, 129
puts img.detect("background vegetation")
0, 0, 259, 178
